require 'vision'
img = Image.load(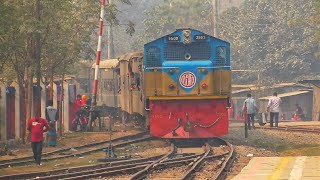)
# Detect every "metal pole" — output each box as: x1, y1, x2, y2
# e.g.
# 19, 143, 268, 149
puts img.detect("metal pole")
35, 0, 41, 115
244, 102, 248, 138
212, 0, 219, 37
107, 0, 112, 59
88, 0, 106, 131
